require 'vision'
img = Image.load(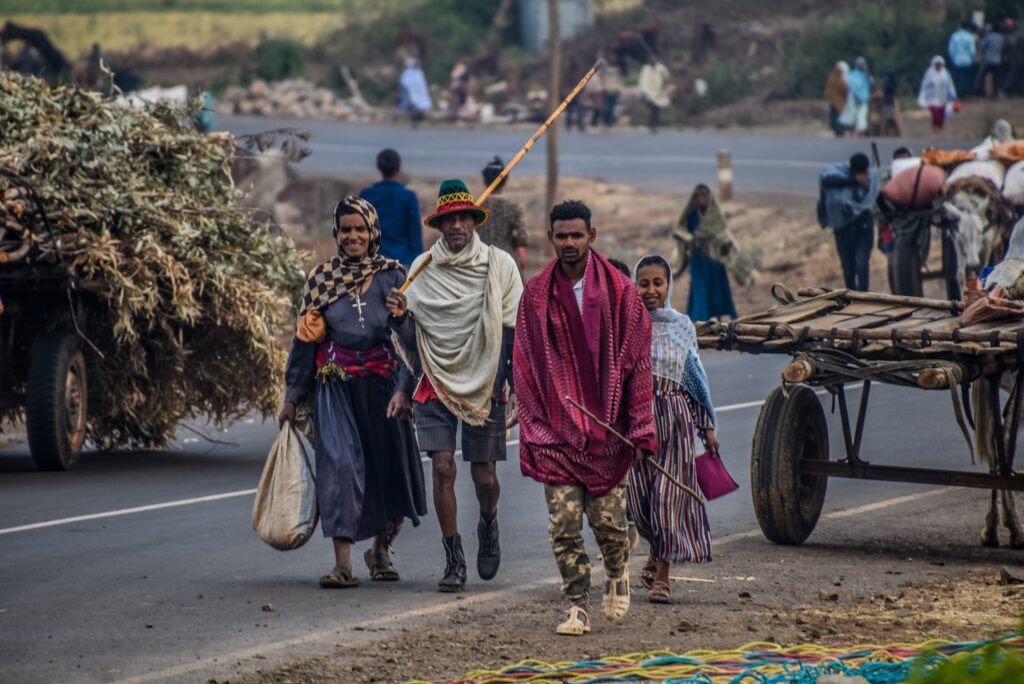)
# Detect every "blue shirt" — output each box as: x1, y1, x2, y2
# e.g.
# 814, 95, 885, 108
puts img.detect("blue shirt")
359, 180, 423, 268
948, 29, 977, 68
980, 31, 1005, 65
818, 162, 879, 230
